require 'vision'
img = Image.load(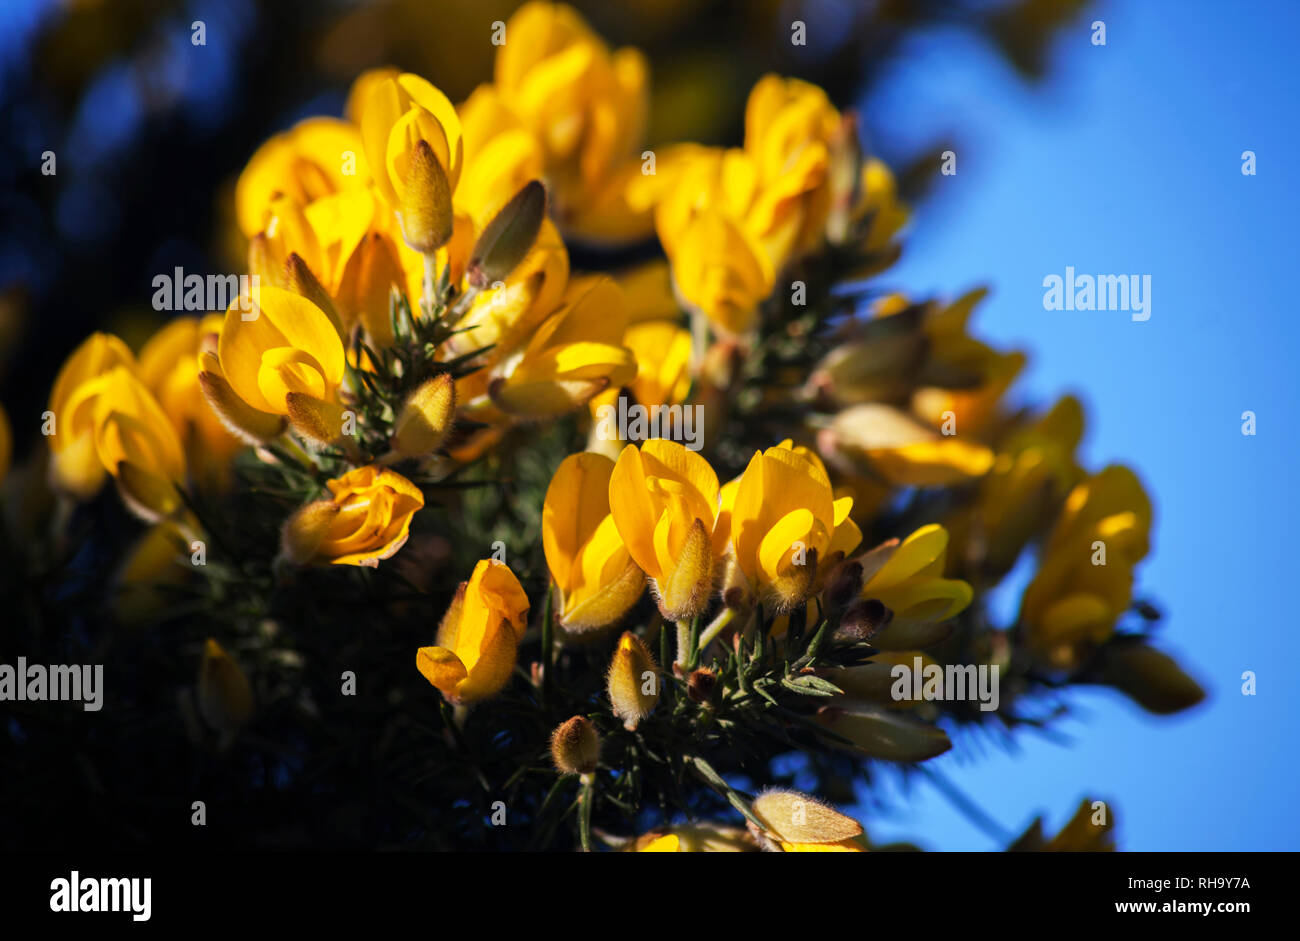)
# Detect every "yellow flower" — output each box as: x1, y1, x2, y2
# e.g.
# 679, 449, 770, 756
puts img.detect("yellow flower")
444, 216, 569, 387
137, 315, 244, 492
1009, 798, 1115, 852
608, 439, 727, 621
857, 524, 973, 649
960, 395, 1085, 576
235, 117, 370, 239
281, 465, 424, 568
486, 275, 637, 419
1020, 466, 1152, 668
630, 825, 757, 852
749, 789, 866, 852
92, 365, 188, 524
492, 2, 651, 242
358, 71, 464, 252
46, 332, 137, 498
416, 559, 530, 704
655, 149, 775, 335
606, 630, 659, 730
852, 157, 909, 256
743, 74, 841, 262
197, 638, 254, 733
822, 403, 994, 487
214, 284, 347, 445
727, 441, 861, 611
542, 452, 645, 634
908, 288, 1026, 438
115, 523, 191, 623
455, 83, 546, 232
592, 319, 693, 413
